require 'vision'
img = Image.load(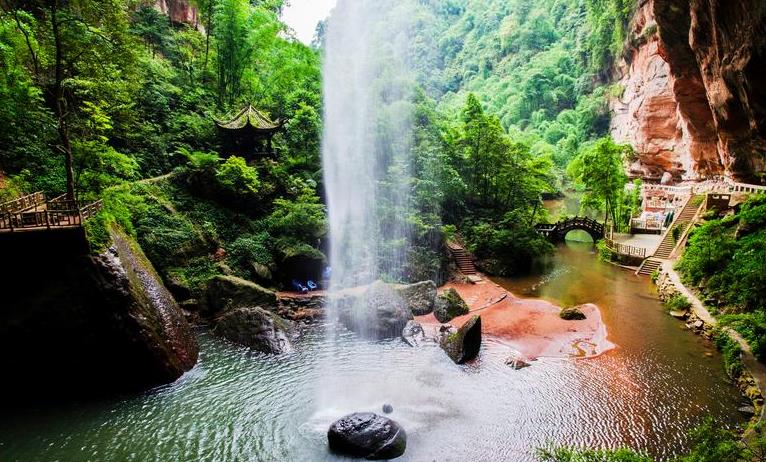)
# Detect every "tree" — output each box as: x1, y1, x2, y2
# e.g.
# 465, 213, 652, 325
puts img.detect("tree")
214, 0, 253, 107
568, 136, 630, 225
